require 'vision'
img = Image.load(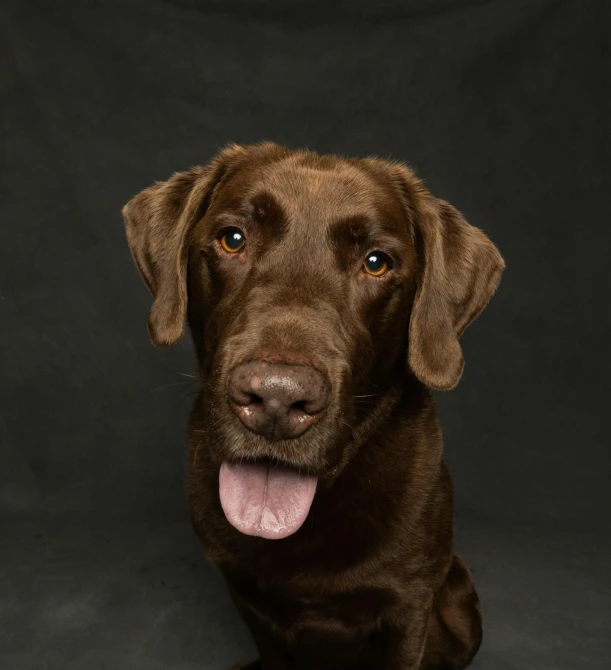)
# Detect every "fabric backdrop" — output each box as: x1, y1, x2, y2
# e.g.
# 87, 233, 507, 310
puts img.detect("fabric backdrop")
1, 1, 609, 668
